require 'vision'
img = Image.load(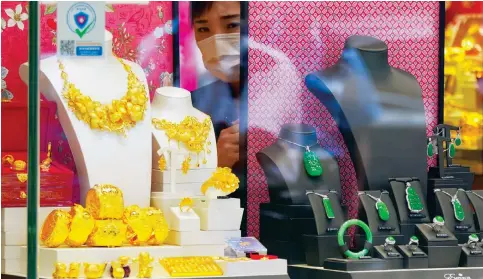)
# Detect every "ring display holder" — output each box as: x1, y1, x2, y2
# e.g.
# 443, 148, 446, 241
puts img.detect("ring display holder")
433, 188, 476, 243
355, 191, 403, 254
388, 177, 430, 244
415, 223, 462, 268
373, 245, 404, 269
459, 244, 483, 267
396, 245, 428, 269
